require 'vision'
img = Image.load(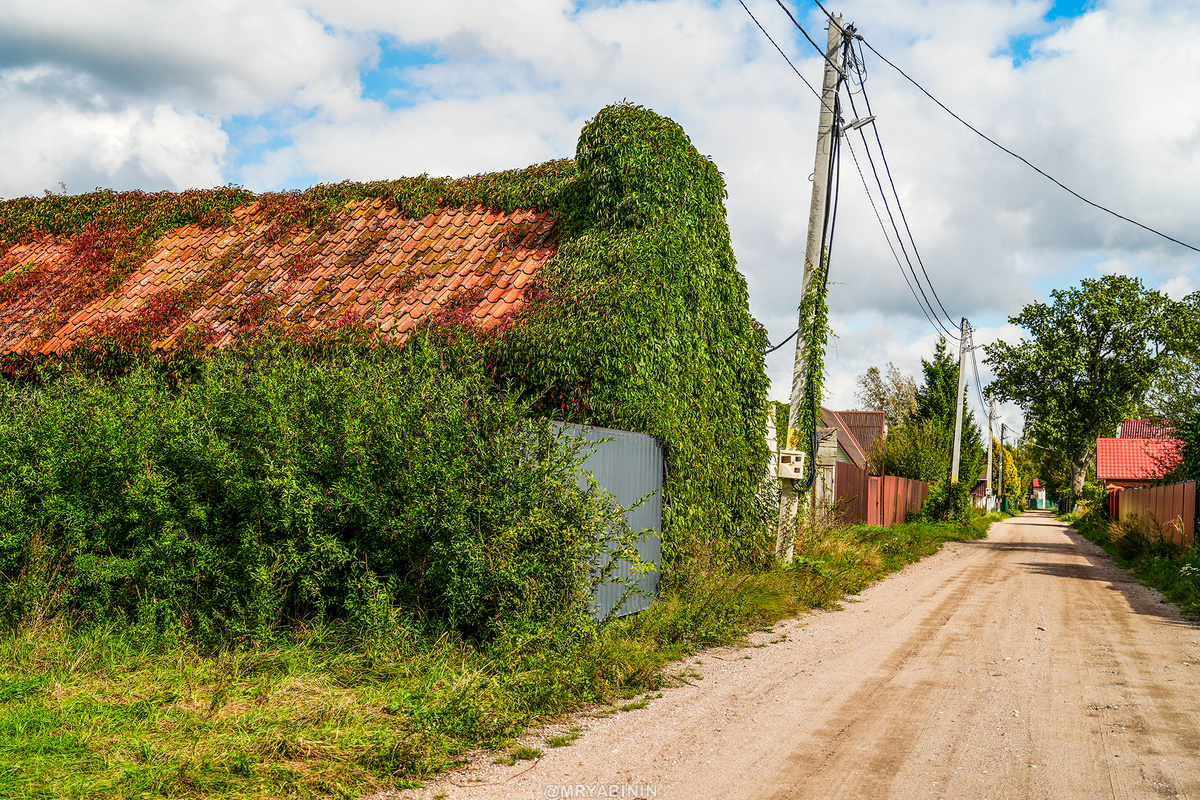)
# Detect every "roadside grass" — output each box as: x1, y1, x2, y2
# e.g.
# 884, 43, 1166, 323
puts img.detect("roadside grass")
0, 513, 1001, 799
1063, 509, 1200, 619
